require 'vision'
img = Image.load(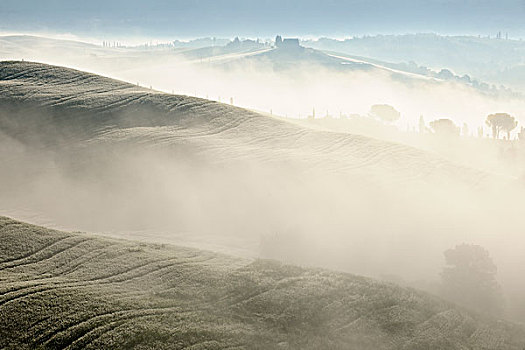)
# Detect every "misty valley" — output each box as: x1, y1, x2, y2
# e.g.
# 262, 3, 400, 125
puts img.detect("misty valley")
2, 7, 525, 349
